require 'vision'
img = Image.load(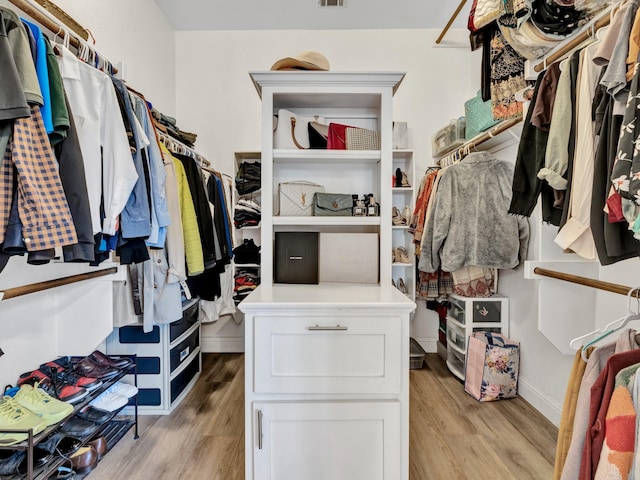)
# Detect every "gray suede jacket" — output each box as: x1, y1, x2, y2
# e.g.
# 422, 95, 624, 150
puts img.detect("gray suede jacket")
418, 152, 529, 273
